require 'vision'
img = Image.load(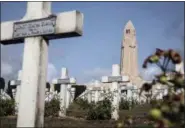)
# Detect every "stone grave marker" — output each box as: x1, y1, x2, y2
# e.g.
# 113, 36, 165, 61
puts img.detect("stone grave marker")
102, 64, 129, 120
87, 87, 92, 103
52, 67, 76, 117
70, 87, 76, 103
10, 70, 22, 113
